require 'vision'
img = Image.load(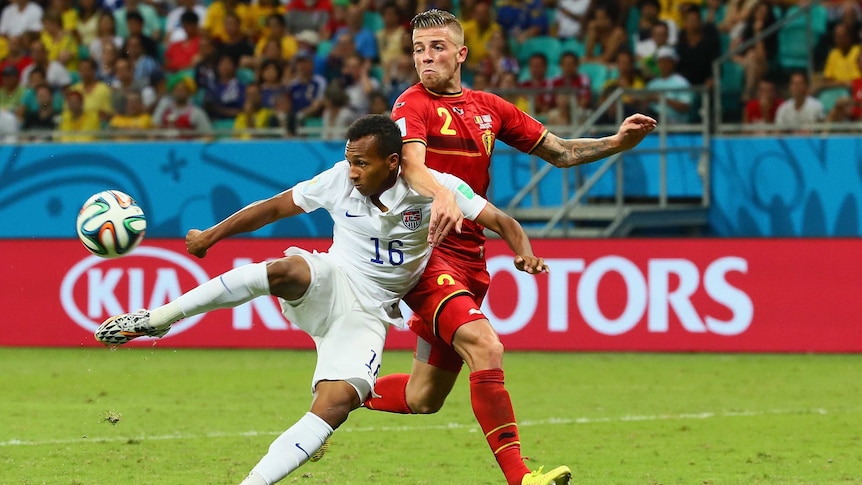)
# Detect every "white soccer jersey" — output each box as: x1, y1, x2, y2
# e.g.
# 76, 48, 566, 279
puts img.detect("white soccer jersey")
291, 161, 487, 325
